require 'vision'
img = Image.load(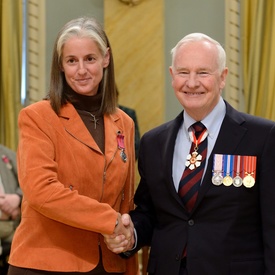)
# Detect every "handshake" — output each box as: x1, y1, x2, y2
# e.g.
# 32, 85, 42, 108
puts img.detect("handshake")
103, 213, 135, 254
